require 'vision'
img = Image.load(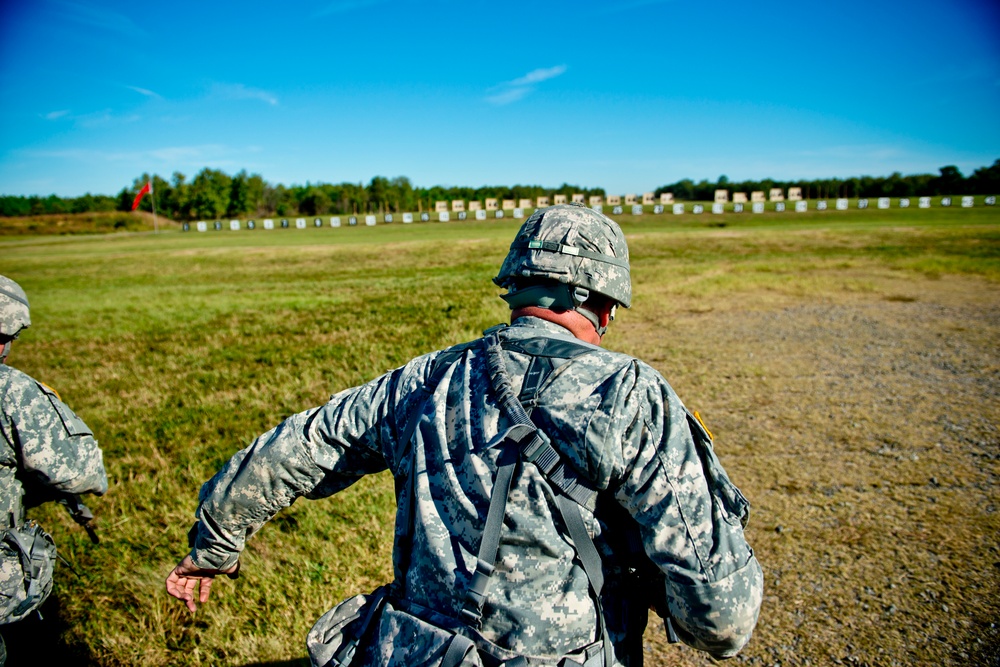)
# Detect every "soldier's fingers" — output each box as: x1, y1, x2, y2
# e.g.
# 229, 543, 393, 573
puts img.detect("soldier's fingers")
199, 576, 214, 603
